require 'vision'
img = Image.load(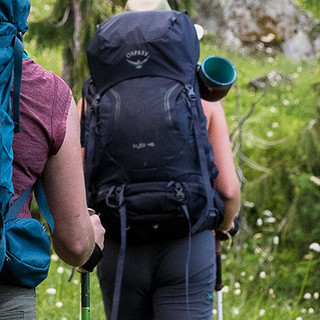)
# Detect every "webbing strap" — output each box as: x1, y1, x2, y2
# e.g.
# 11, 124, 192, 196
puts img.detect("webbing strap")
34, 181, 55, 233
12, 36, 24, 133
181, 204, 192, 320
6, 181, 54, 233
110, 186, 126, 320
